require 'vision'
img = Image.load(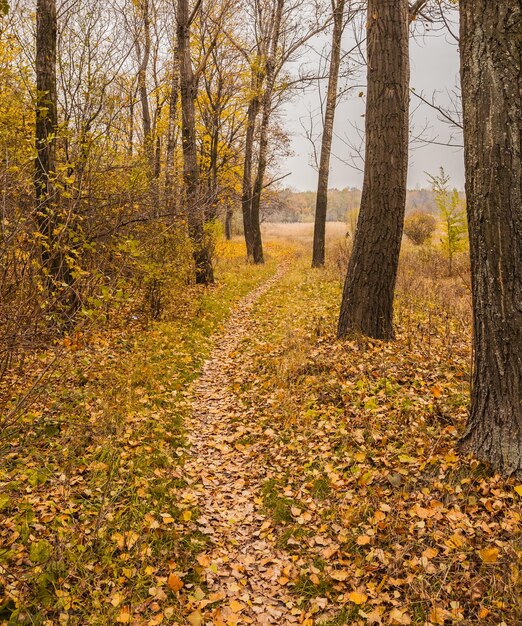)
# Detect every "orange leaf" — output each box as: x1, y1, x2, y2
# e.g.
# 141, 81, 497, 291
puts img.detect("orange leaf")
167, 573, 183, 592
478, 547, 499, 563
116, 607, 131, 624
356, 535, 371, 546
431, 384, 442, 398
347, 591, 368, 605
